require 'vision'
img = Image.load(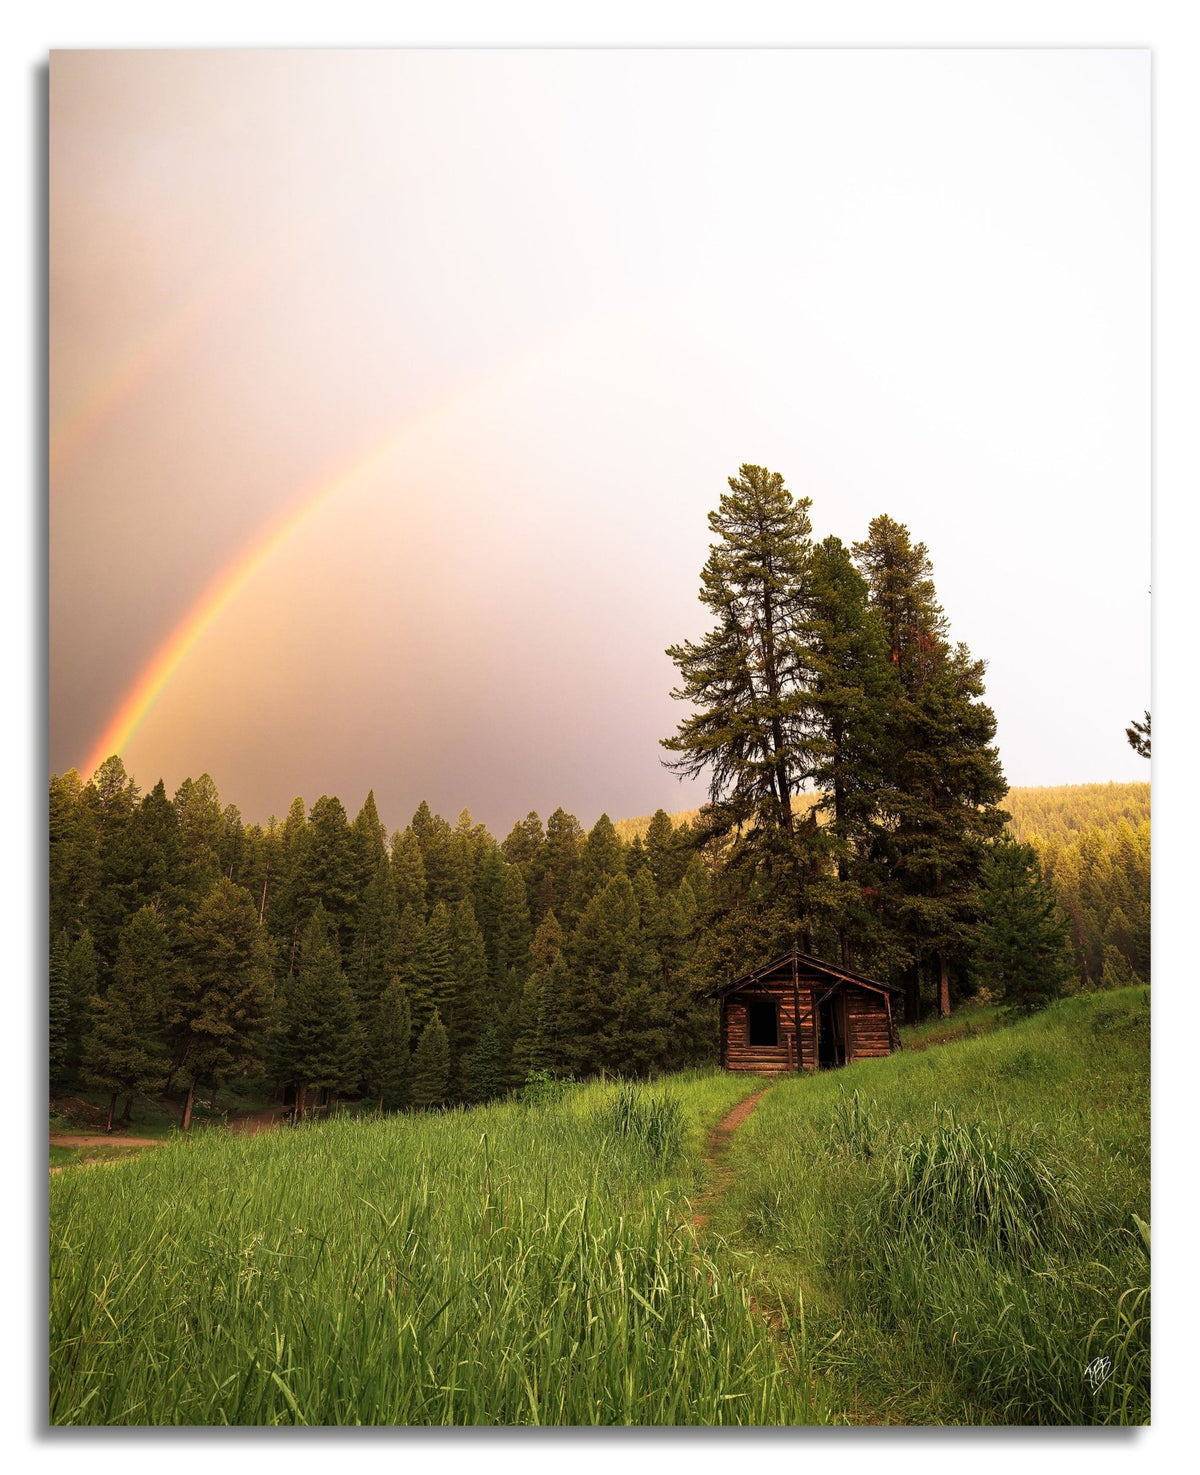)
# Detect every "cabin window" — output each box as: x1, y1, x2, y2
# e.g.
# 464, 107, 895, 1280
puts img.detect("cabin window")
747, 1000, 779, 1047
